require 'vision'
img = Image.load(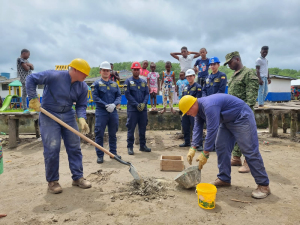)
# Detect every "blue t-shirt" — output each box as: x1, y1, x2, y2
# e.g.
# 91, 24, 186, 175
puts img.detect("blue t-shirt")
194, 58, 210, 78
176, 79, 189, 98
